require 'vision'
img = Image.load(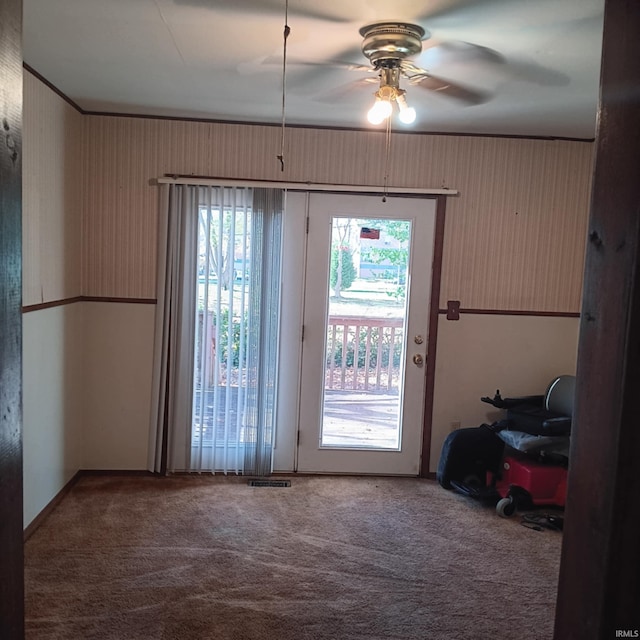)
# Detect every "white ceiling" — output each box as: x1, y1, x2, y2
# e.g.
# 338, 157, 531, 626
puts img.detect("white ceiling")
23, 0, 605, 139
